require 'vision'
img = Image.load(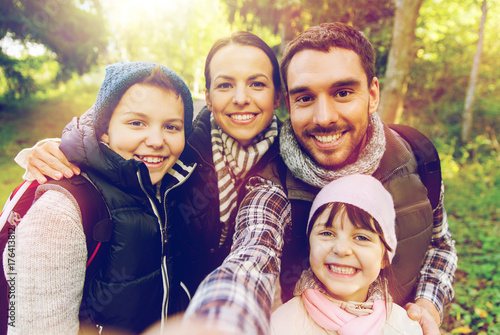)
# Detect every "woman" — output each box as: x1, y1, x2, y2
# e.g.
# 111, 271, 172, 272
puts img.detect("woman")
171, 31, 284, 297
